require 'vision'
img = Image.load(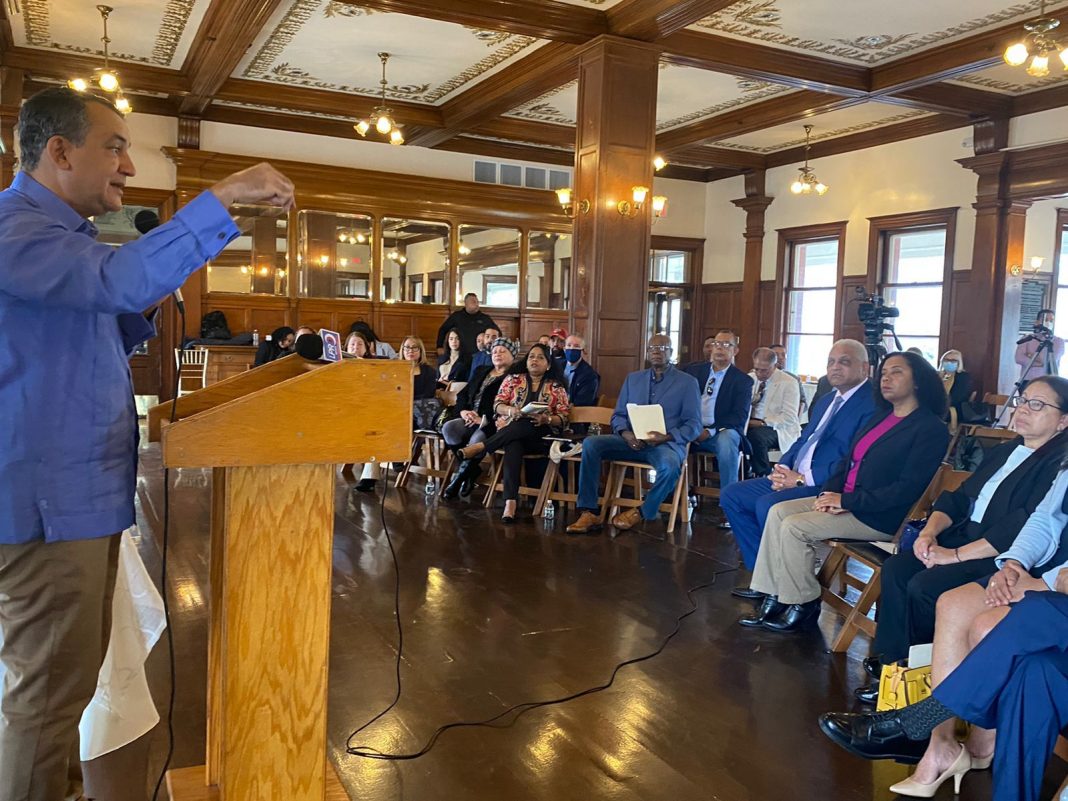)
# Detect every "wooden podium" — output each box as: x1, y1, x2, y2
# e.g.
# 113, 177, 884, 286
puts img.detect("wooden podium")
148, 355, 412, 800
